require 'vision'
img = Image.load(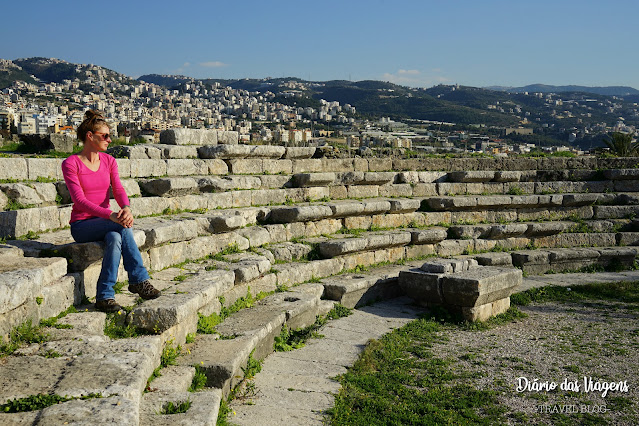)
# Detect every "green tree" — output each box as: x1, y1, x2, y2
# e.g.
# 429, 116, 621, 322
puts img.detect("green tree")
603, 132, 638, 156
